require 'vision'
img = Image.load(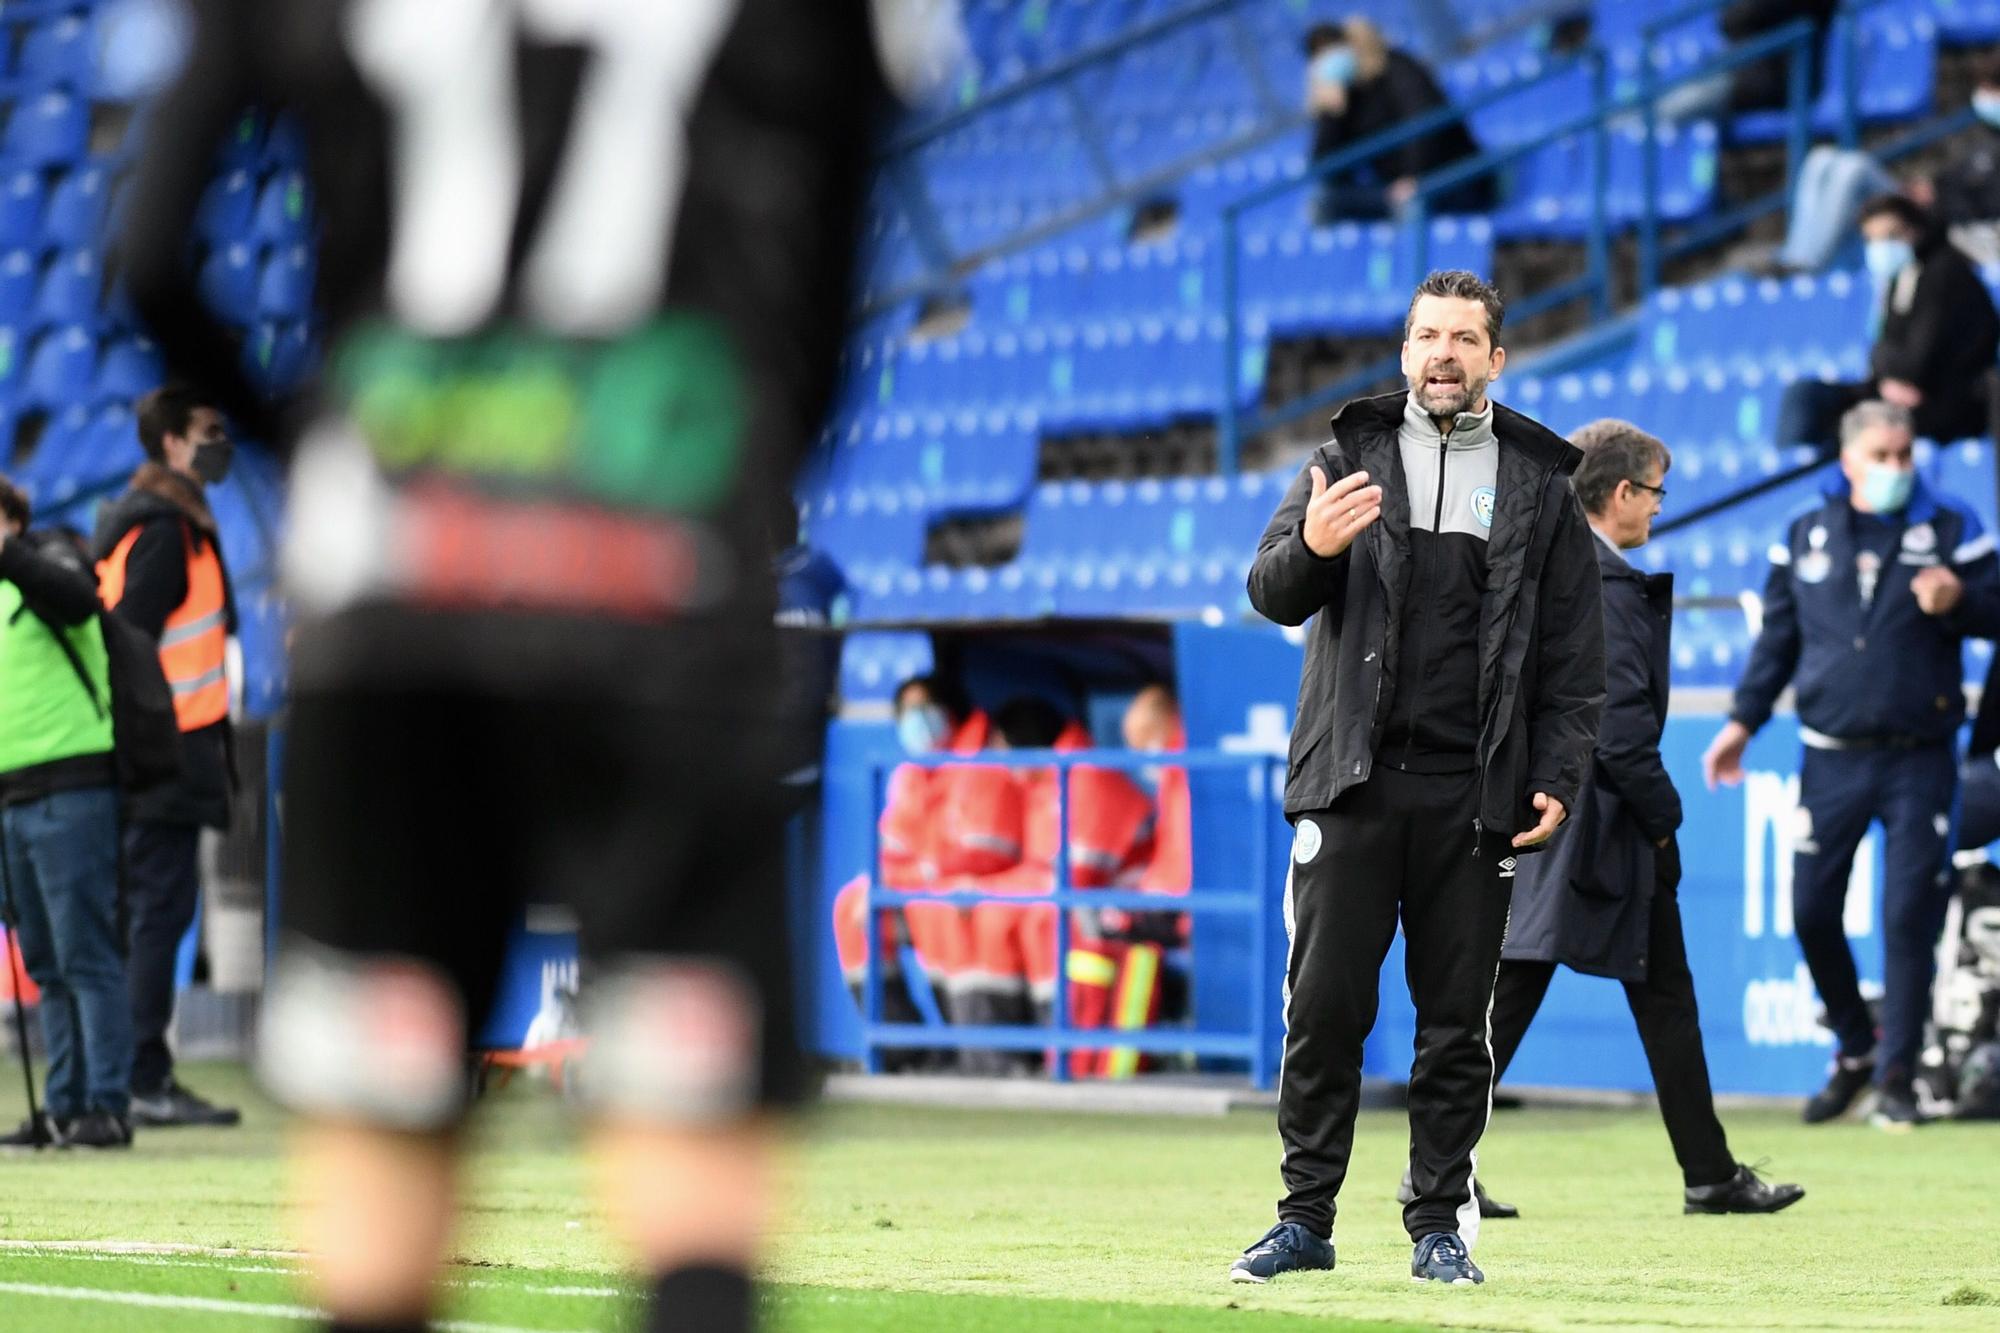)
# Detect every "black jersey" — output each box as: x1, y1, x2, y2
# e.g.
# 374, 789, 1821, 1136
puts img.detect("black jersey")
115, 0, 889, 705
